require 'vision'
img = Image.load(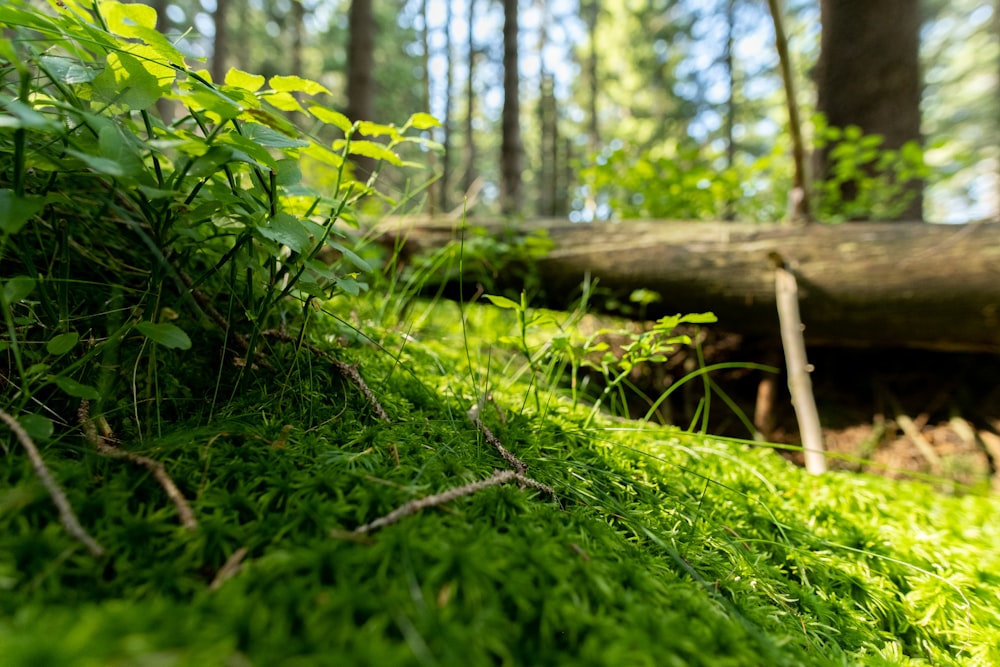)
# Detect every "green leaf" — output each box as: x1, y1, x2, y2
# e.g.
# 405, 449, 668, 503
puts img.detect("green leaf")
261, 91, 306, 113
18, 414, 54, 442
225, 68, 266, 92
239, 107, 299, 137
483, 295, 520, 310
333, 140, 402, 166
2, 275, 35, 304
46, 332, 79, 356
309, 106, 353, 133
0, 190, 45, 234
136, 321, 192, 350
94, 49, 170, 111
102, 1, 185, 63
274, 158, 302, 186
404, 112, 441, 130
243, 122, 308, 149
269, 75, 331, 96
97, 125, 146, 179
678, 312, 718, 325
258, 213, 310, 253
103, 0, 157, 32
0, 99, 60, 130
325, 240, 373, 273
53, 376, 101, 400
356, 121, 399, 139
39, 55, 97, 85
217, 132, 278, 169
